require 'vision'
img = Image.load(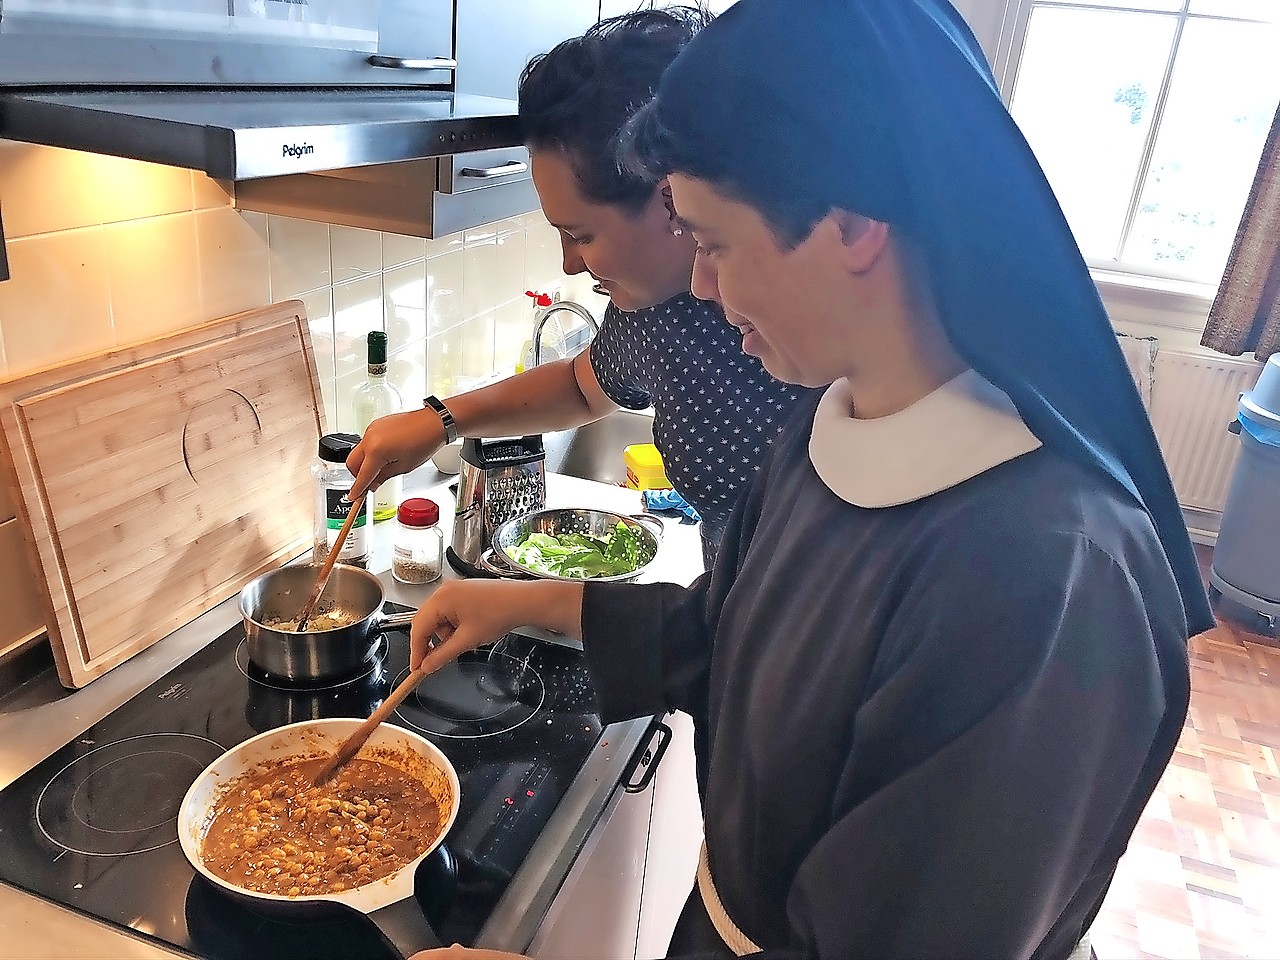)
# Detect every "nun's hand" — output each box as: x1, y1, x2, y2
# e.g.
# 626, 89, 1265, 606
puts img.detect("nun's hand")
409, 579, 585, 674
407, 946, 529, 960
